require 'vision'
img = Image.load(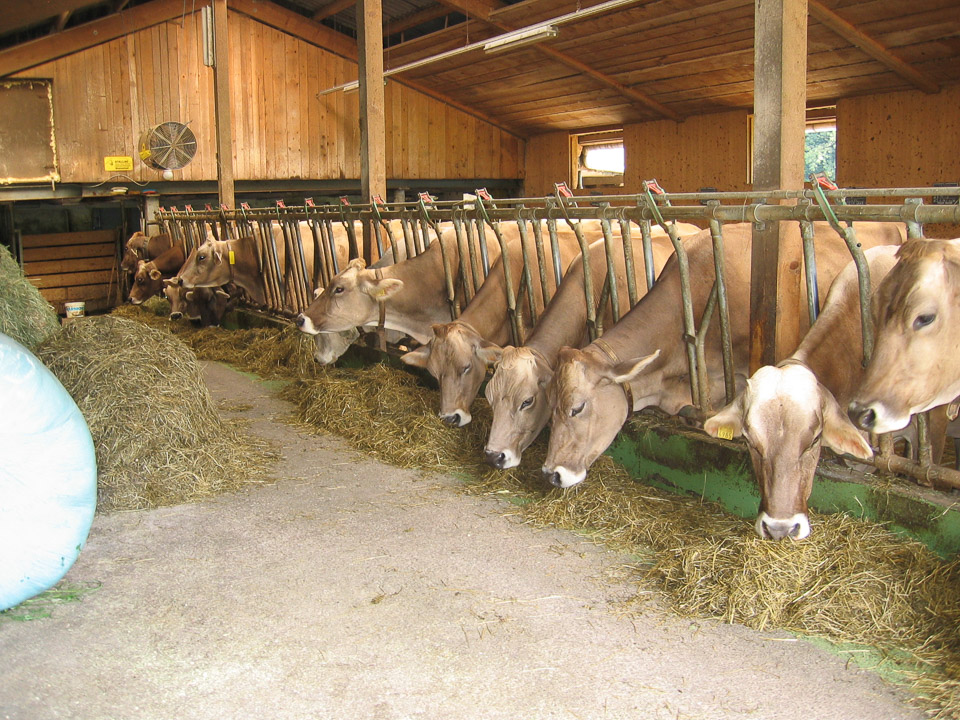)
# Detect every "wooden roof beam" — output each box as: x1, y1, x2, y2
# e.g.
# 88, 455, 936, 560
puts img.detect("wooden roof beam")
0, 0, 186, 77
436, 0, 682, 121
385, 7, 452, 37
51, 11, 72, 34
808, 0, 939, 94
312, 0, 356, 23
